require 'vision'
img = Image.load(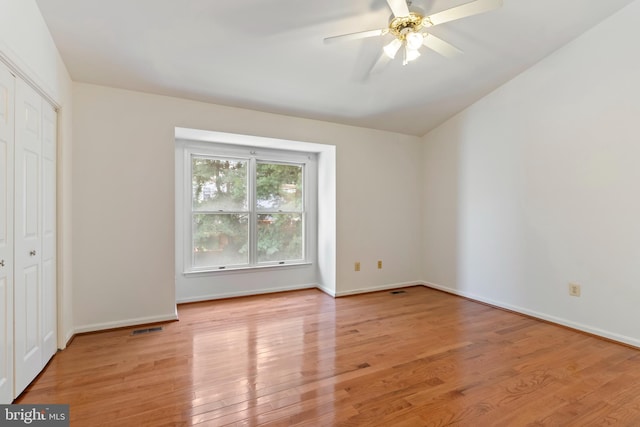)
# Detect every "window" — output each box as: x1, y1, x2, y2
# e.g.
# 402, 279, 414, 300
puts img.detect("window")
182, 141, 316, 272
